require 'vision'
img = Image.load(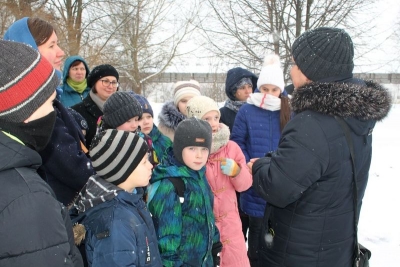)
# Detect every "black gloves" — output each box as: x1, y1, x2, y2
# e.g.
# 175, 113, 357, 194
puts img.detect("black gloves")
212, 241, 223, 267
